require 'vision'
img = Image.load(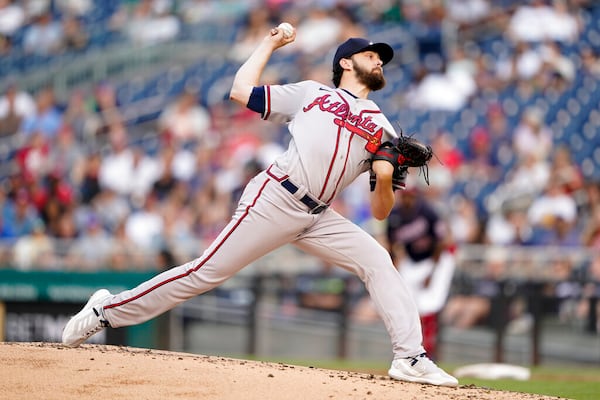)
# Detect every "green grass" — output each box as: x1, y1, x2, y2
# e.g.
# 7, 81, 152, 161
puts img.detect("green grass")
460, 377, 600, 400
245, 356, 600, 400
460, 364, 600, 400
